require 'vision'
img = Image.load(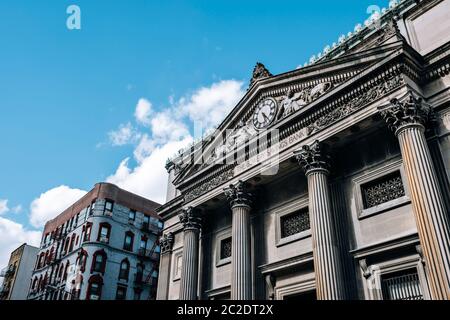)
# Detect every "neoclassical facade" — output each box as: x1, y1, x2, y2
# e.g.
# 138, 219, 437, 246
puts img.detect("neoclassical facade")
157, 0, 450, 300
